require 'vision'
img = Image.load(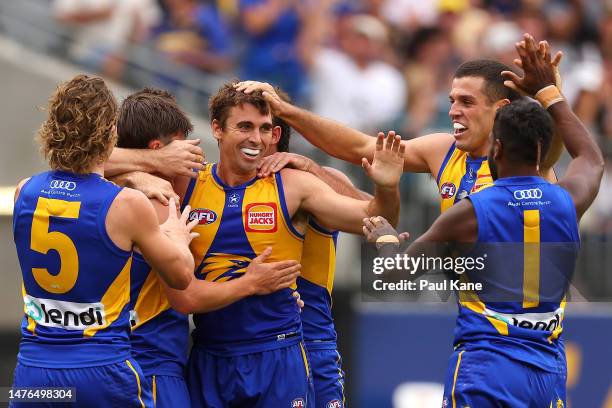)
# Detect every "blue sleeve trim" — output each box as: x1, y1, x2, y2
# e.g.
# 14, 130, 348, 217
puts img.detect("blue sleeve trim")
274, 172, 305, 240
308, 217, 336, 236
437, 142, 456, 185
